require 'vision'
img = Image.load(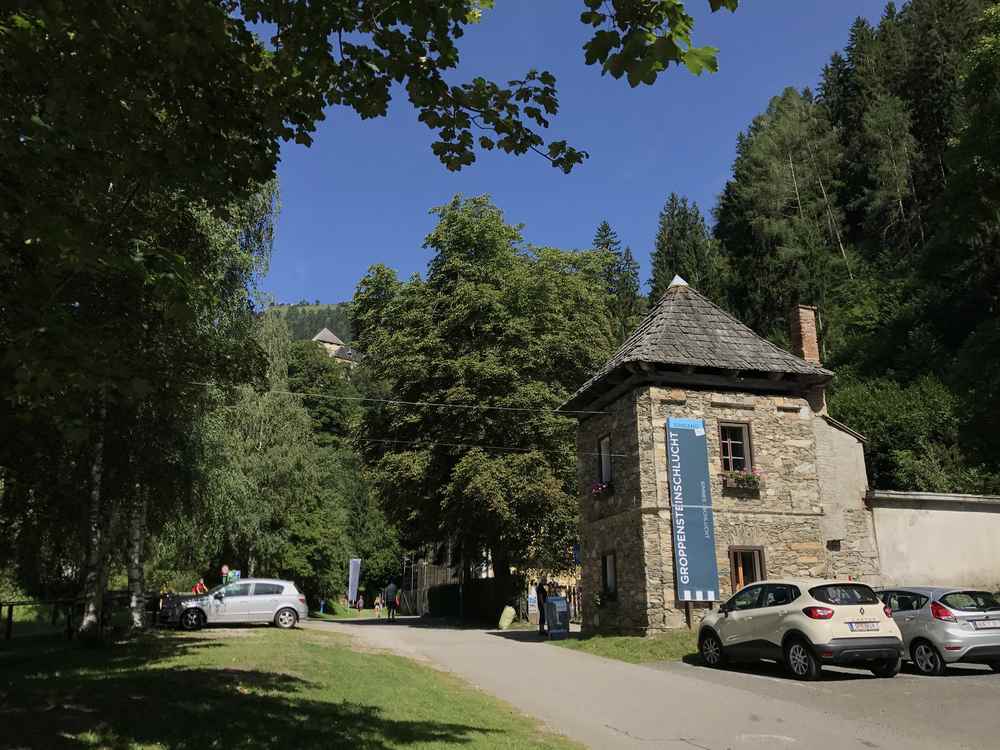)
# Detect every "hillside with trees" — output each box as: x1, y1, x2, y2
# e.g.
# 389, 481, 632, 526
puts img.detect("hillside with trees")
269, 302, 353, 342
653, 0, 1000, 493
